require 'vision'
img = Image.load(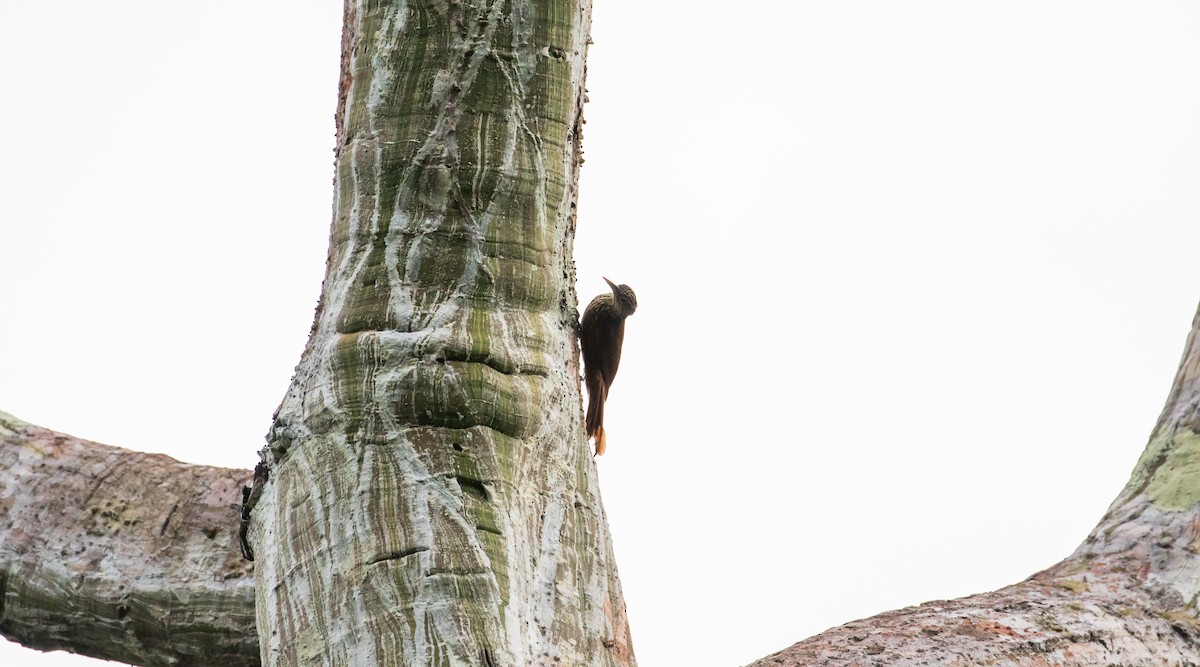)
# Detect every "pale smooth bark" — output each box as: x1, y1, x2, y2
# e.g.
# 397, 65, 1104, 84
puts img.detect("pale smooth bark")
0, 411, 257, 666
749, 303, 1200, 666
244, 0, 634, 665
